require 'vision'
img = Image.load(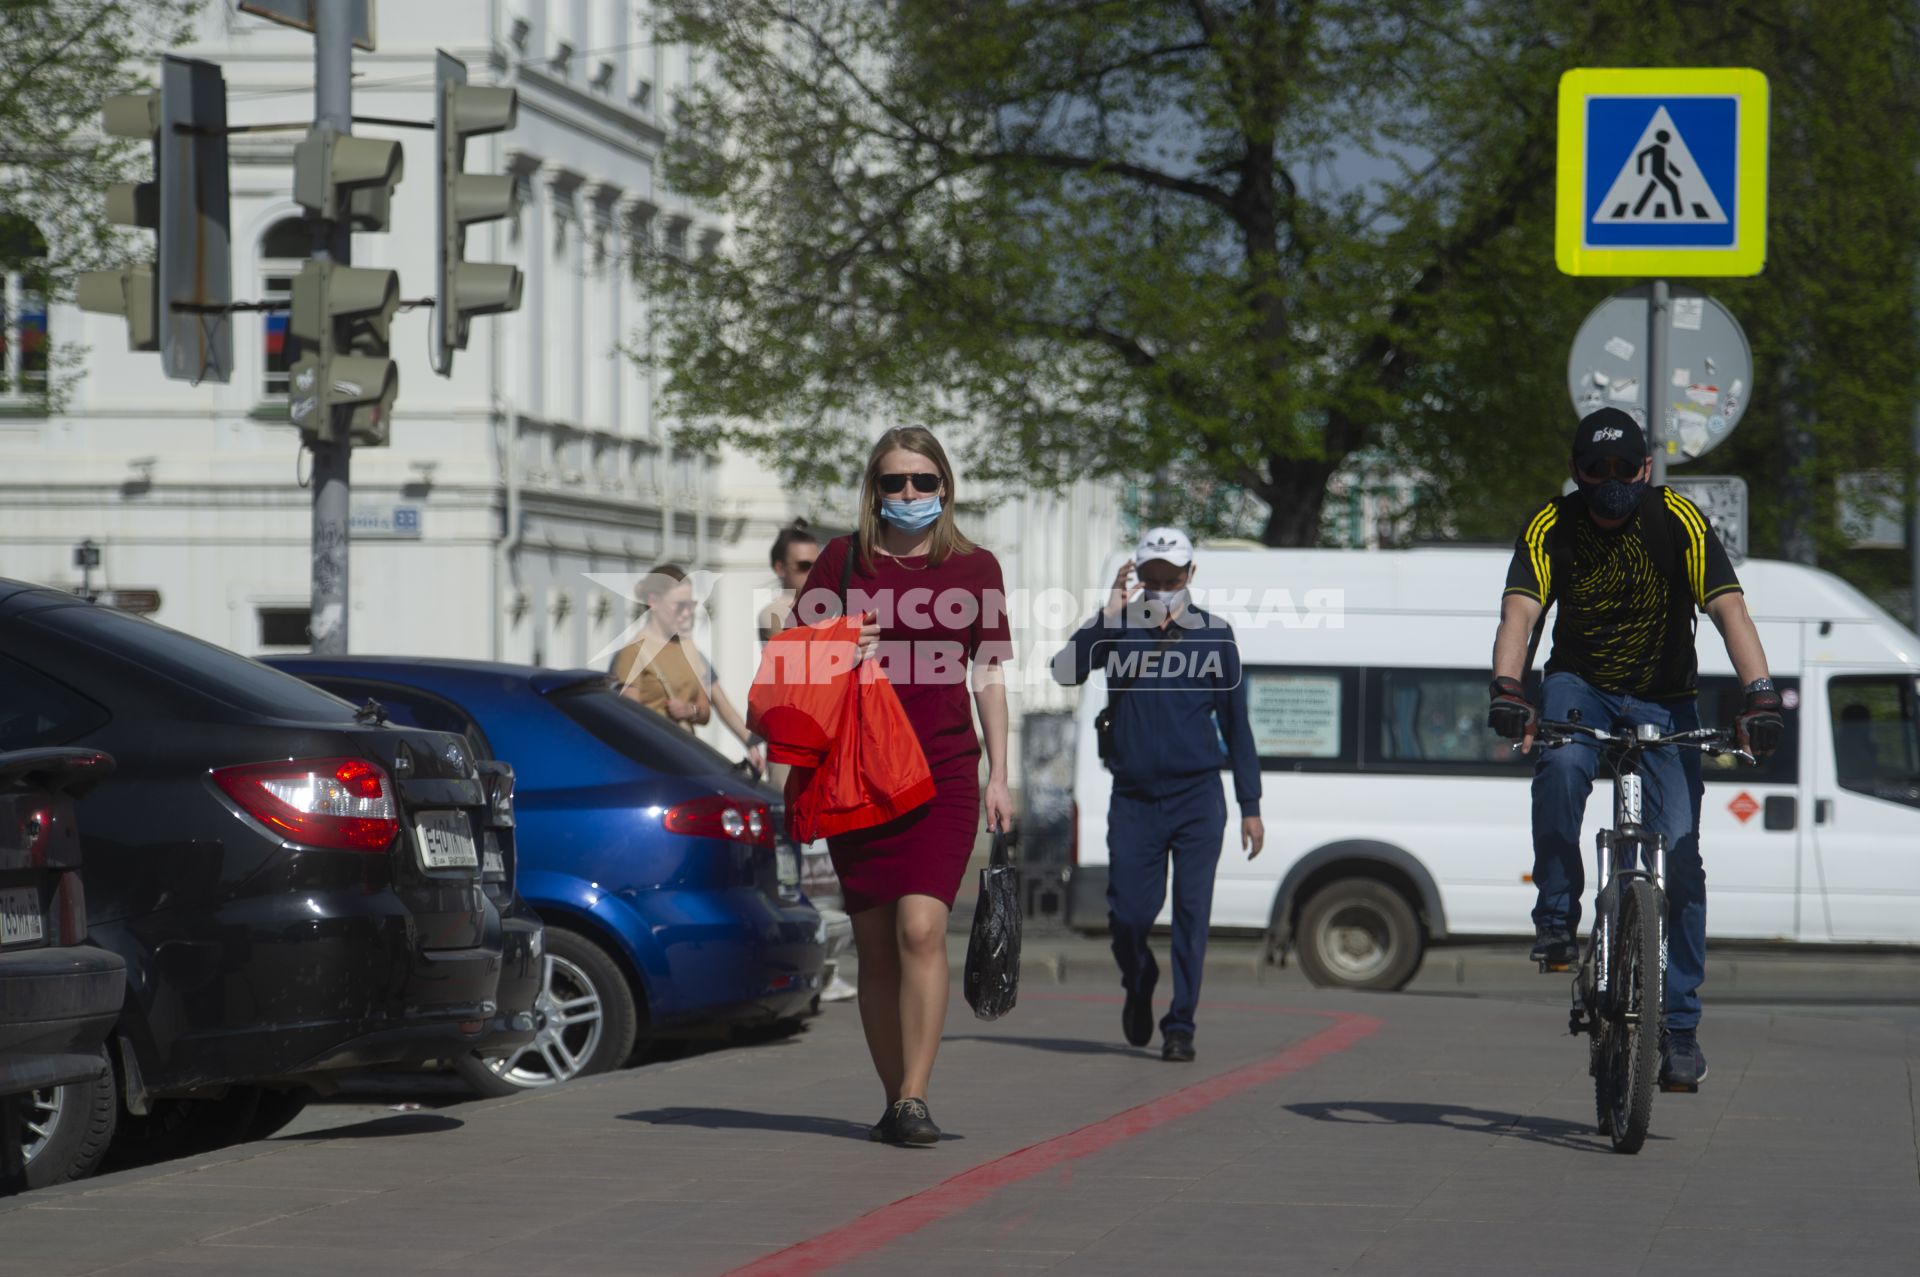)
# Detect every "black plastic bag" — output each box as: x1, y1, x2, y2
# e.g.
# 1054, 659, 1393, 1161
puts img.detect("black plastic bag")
963, 831, 1021, 1020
